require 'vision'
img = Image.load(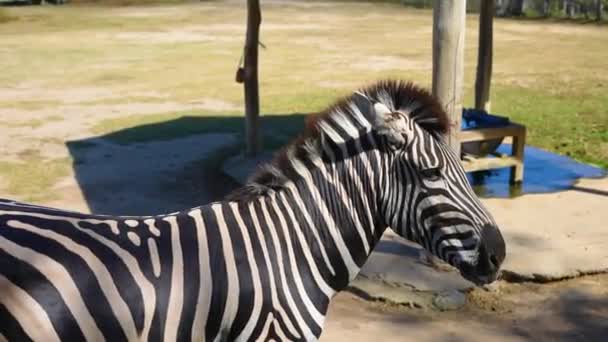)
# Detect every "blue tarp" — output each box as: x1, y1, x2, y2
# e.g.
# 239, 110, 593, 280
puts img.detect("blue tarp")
467, 144, 606, 198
